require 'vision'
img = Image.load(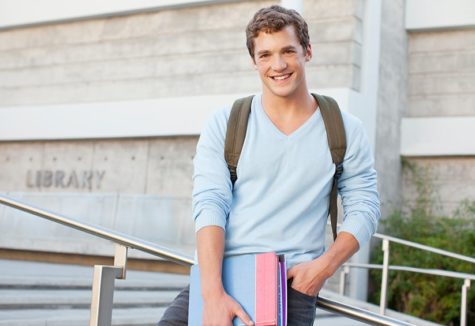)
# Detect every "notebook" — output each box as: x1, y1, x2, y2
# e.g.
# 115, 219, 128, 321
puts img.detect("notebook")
188, 252, 287, 326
